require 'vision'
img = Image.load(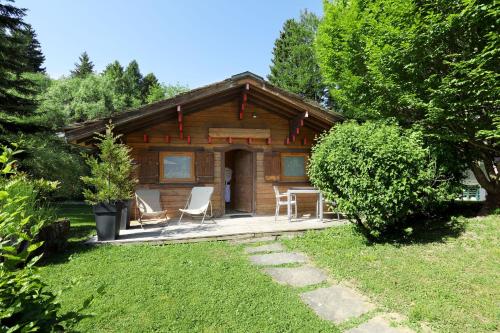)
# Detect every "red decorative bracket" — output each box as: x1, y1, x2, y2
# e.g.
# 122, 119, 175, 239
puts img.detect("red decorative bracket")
143, 134, 149, 143
247, 137, 252, 144
266, 137, 272, 145
285, 136, 290, 145
187, 135, 191, 144
207, 135, 212, 144
164, 135, 170, 143
228, 137, 233, 144
302, 137, 307, 145
177, 105, 183, 139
